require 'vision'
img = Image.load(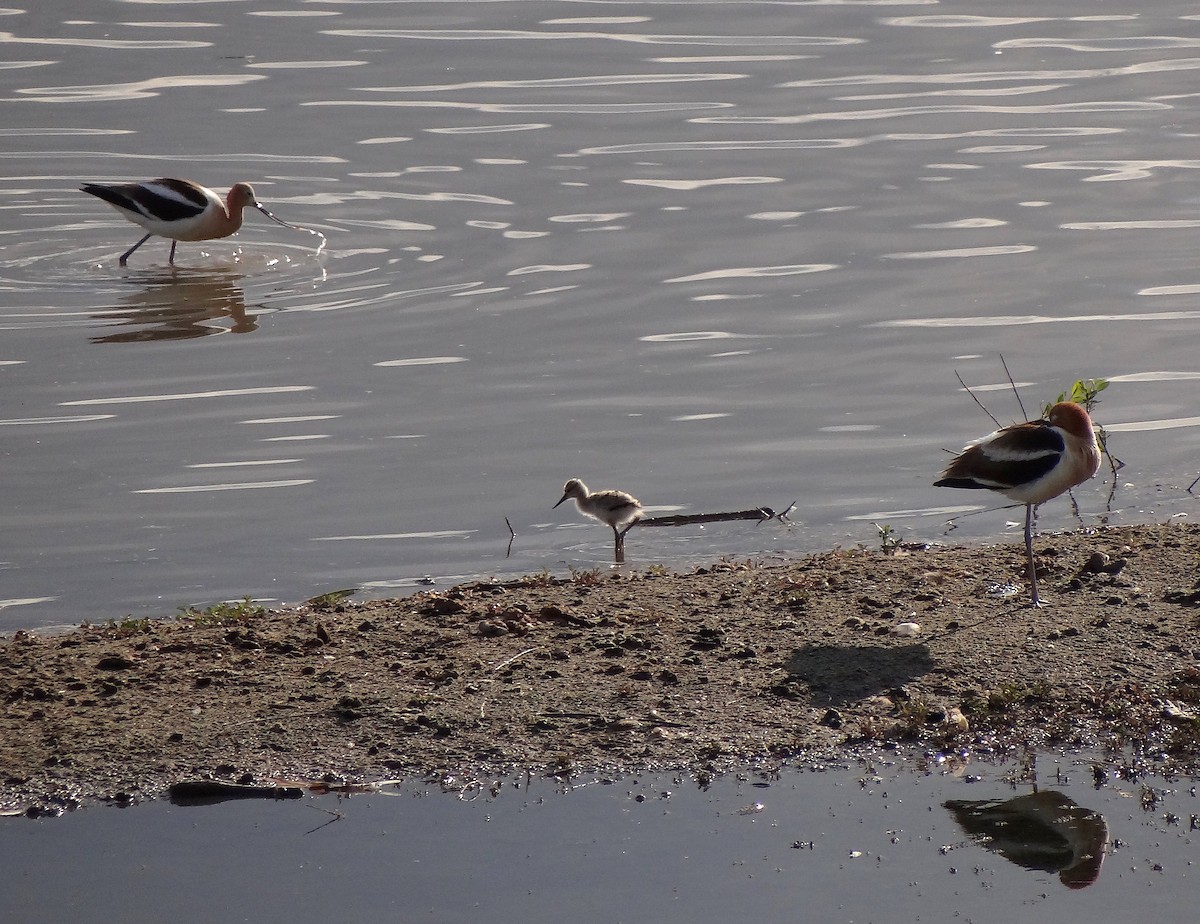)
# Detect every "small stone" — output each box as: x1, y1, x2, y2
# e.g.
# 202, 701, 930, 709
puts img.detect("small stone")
96, 654, 135, 671
477, 620, 508, 637
819, 708, 843, 729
